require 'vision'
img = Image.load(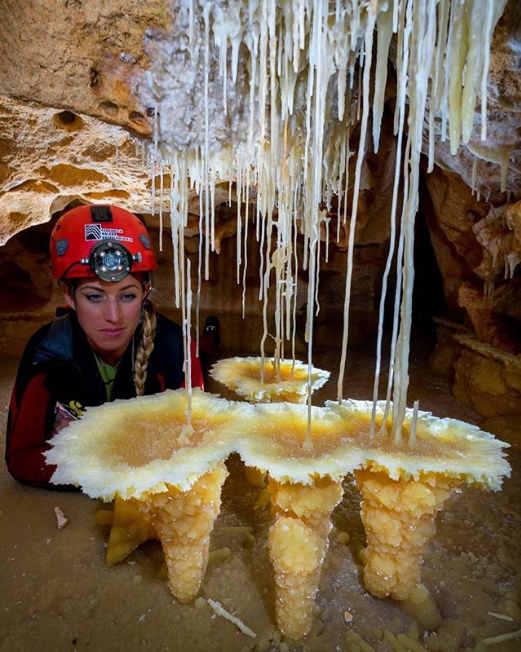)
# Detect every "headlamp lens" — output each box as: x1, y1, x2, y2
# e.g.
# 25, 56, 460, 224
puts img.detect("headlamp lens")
89, 241, 132, 282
